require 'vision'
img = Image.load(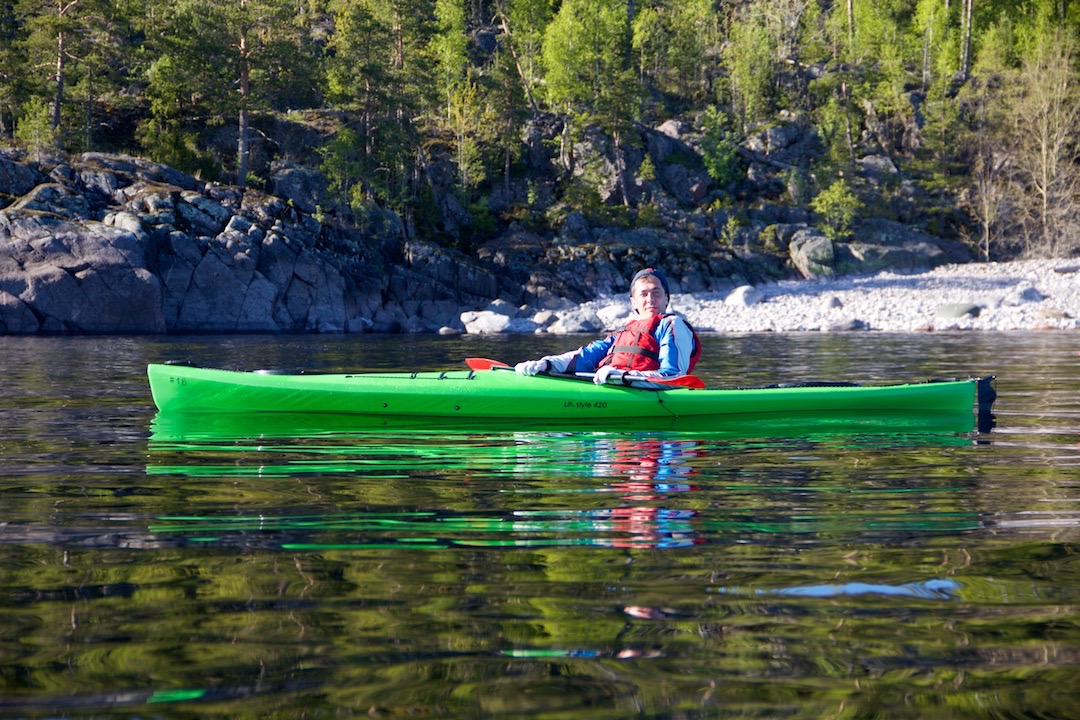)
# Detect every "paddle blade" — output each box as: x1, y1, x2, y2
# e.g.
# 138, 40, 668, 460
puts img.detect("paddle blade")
656, 375, 706, 389
577, 371, 707, 389
633, 374, 706, 389
465, 357, 510, 371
